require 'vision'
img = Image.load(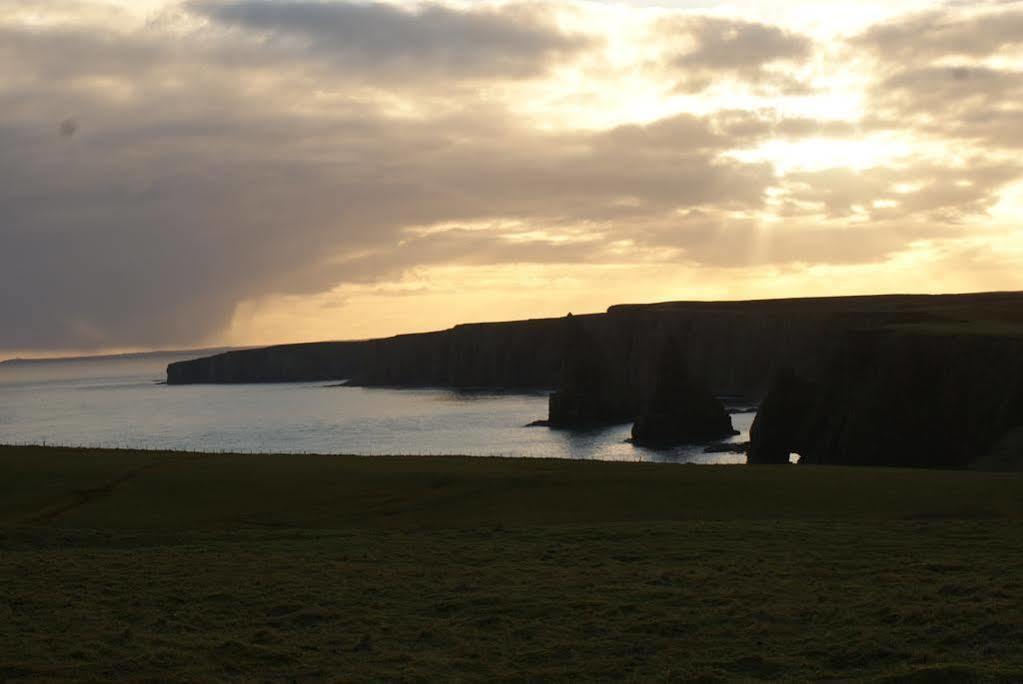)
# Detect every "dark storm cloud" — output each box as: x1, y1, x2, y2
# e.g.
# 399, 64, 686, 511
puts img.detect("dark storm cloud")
192, 0, 593, 80
657, 16, 812, 93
